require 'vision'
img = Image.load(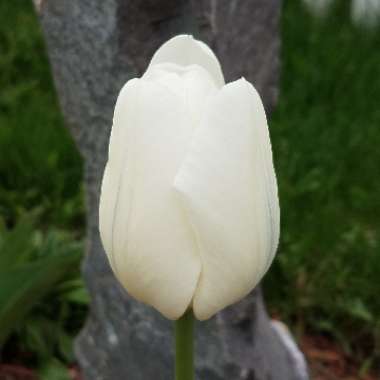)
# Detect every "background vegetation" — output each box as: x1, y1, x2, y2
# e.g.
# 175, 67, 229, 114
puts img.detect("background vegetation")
266, 0, 380, 369
0, 0, 379, 378
0, 1, 86, 379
